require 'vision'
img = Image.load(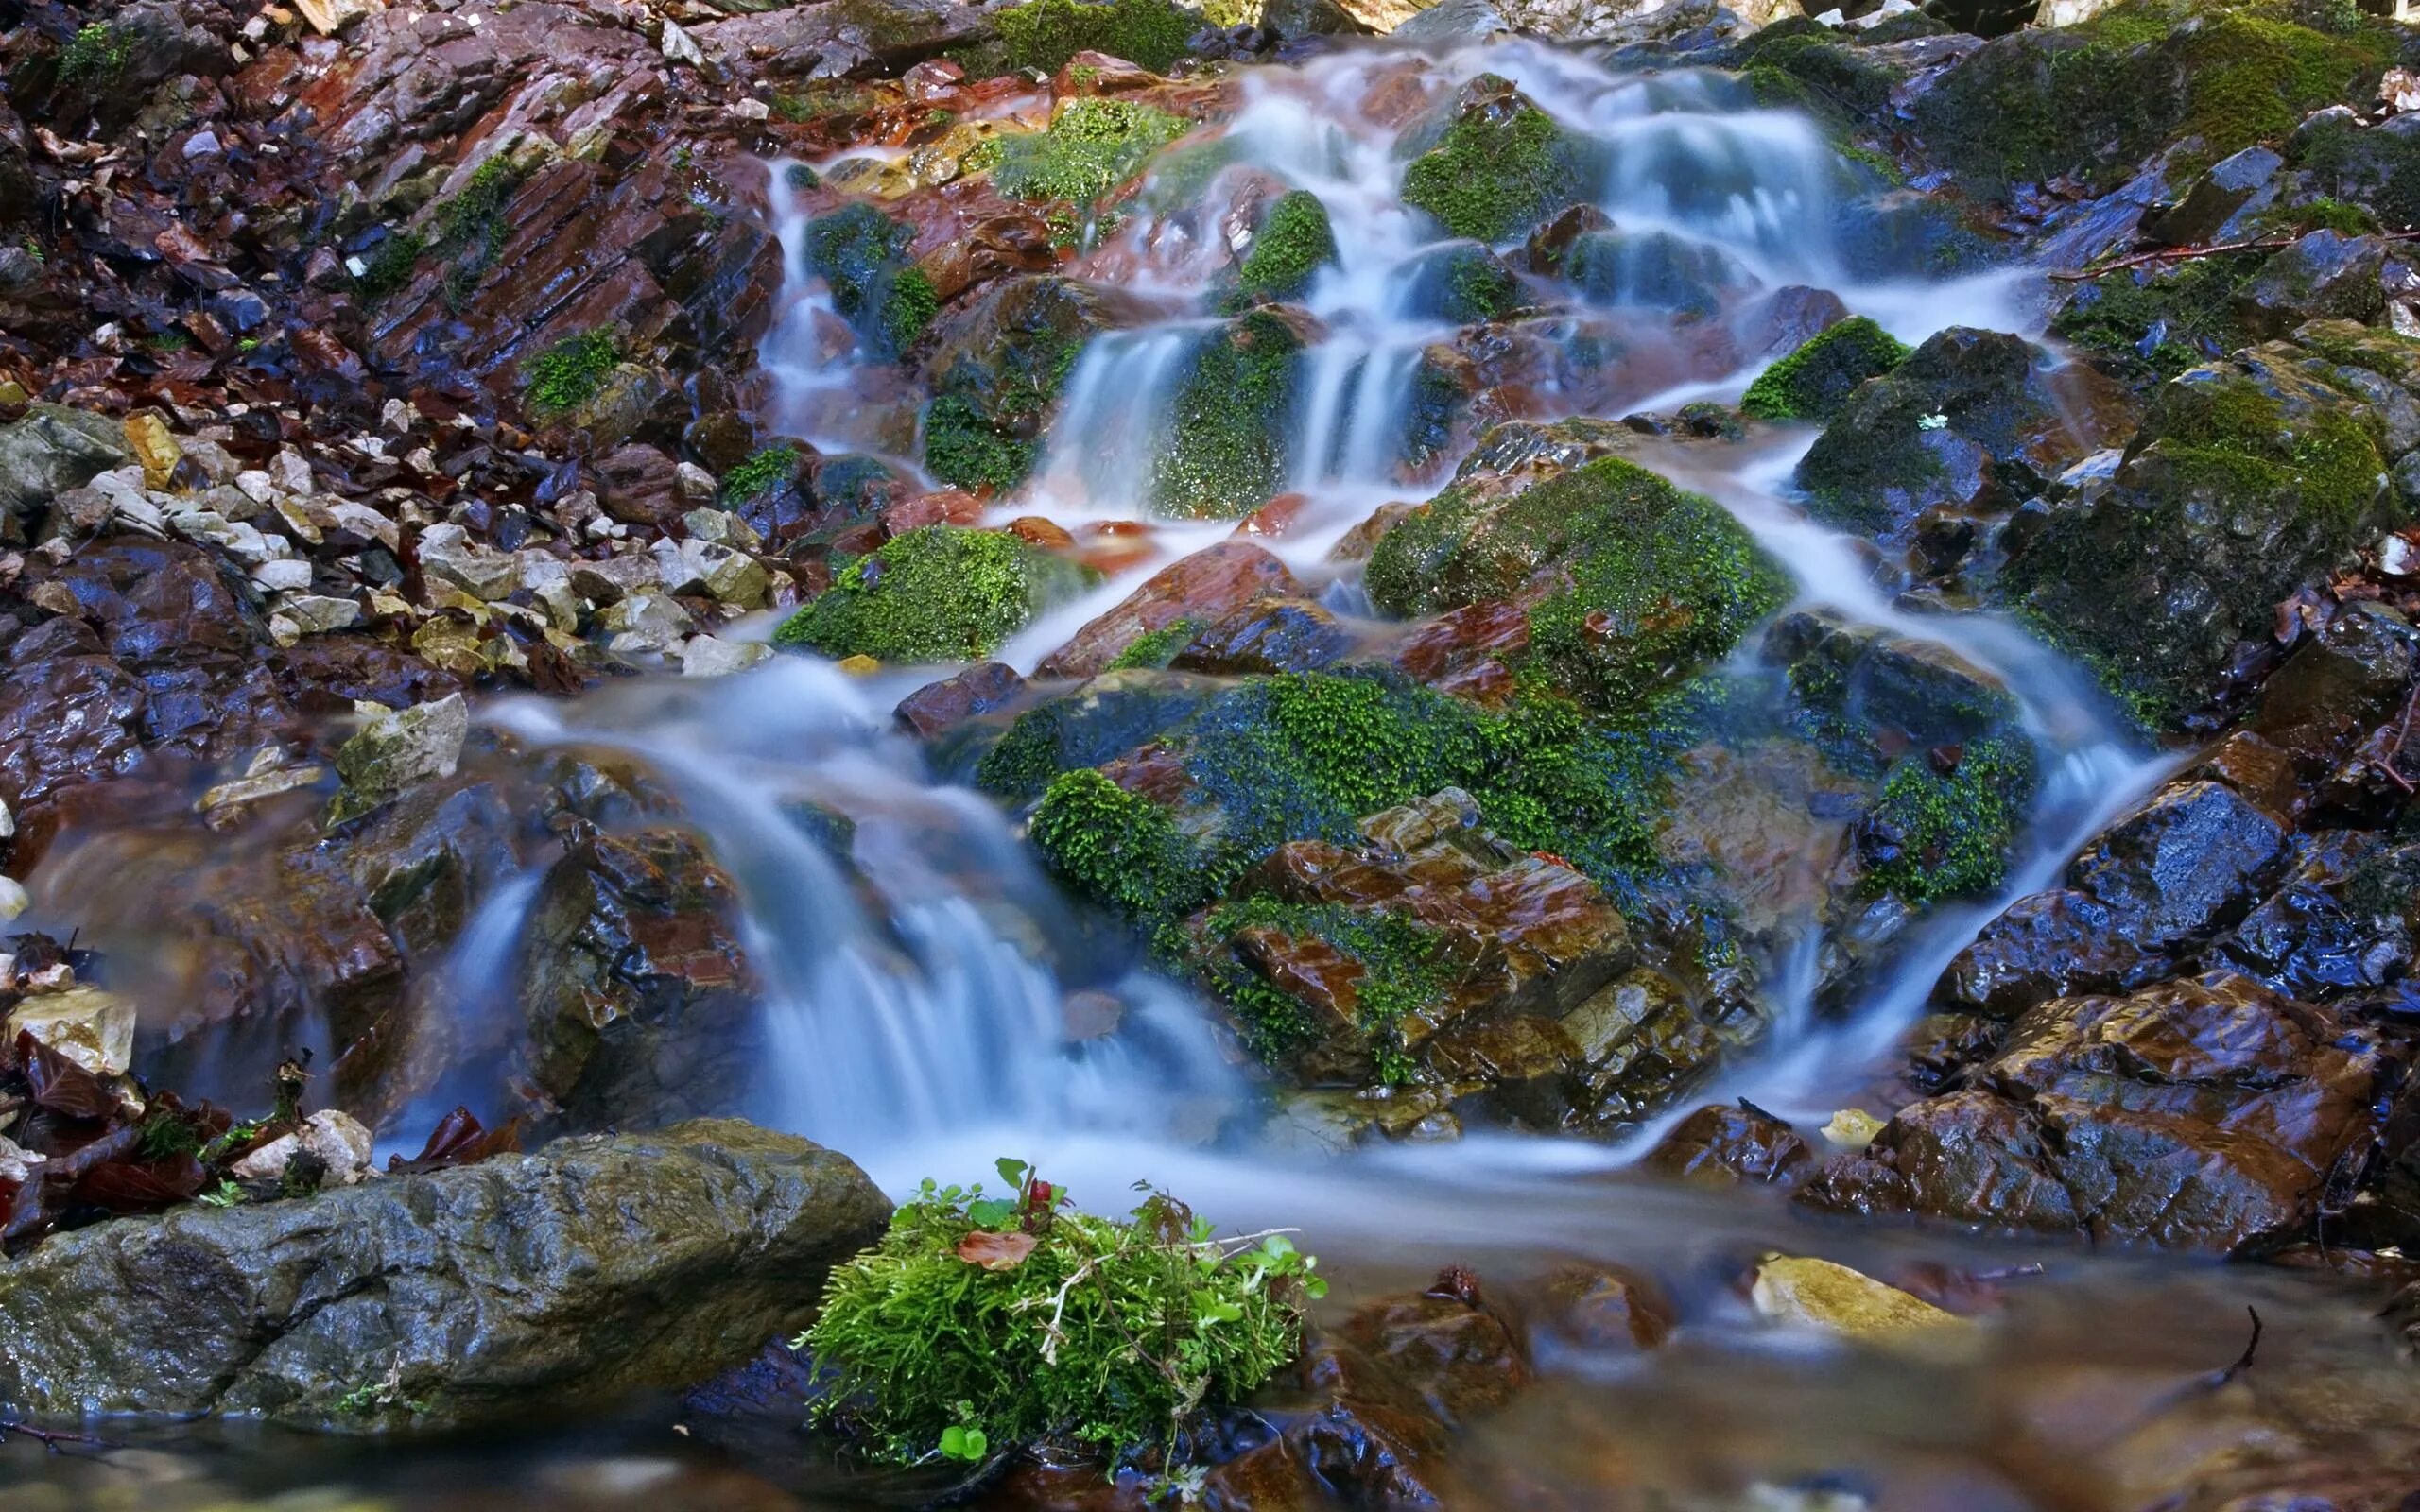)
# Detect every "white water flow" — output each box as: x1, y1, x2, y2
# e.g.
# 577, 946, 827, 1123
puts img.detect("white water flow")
721, 40, 2153, 1194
